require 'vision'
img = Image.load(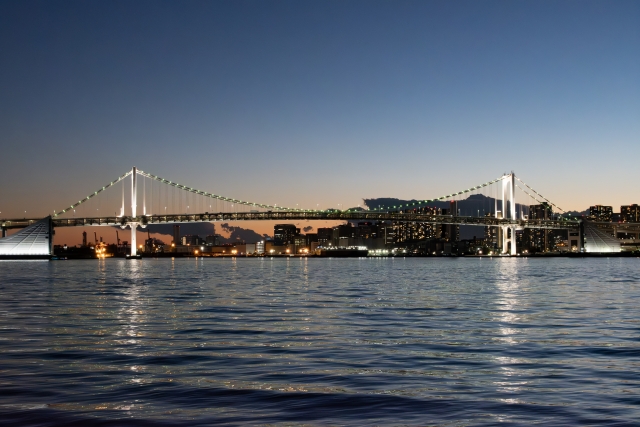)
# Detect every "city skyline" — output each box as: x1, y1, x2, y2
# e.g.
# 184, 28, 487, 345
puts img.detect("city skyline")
1, 1, 638, 229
